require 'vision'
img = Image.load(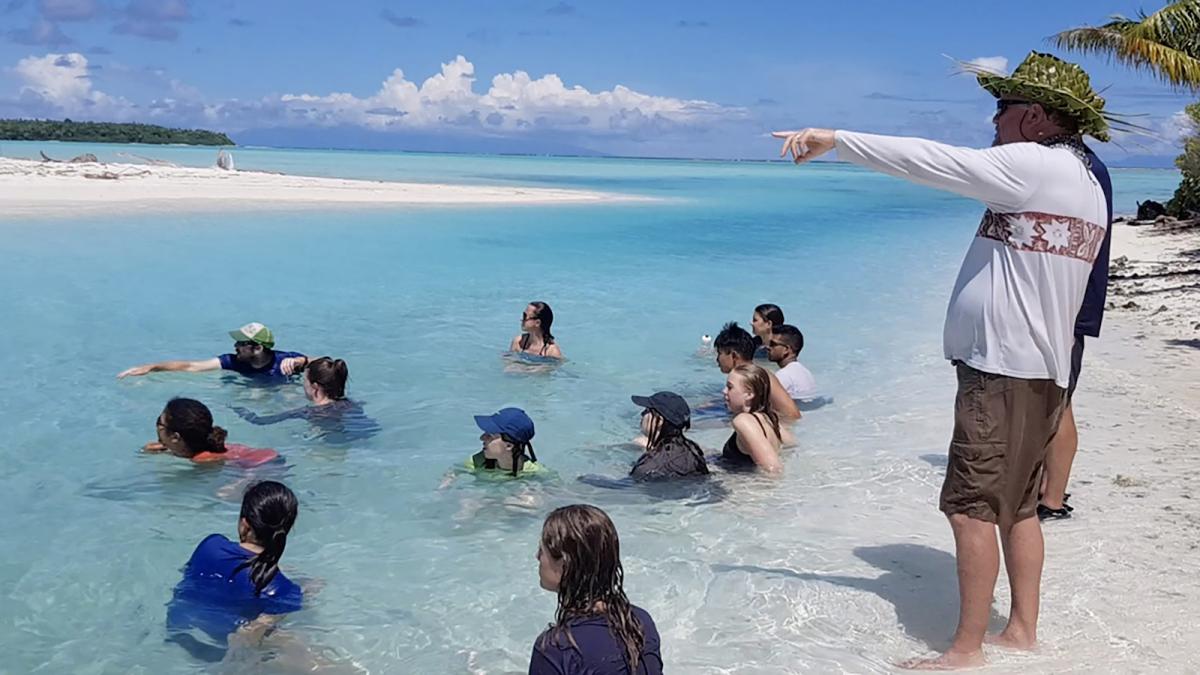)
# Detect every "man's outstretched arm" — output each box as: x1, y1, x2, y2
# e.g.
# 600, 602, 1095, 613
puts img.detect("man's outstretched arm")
117, 358, 221, 378
773, 128, 1038, 211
